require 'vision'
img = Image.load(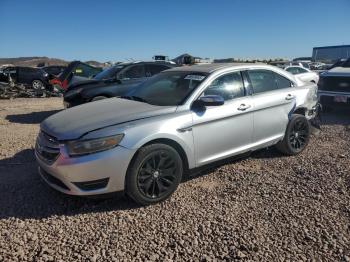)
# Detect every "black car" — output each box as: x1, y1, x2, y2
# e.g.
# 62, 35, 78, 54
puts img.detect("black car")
1, 66, 50, 89
42, 65, 67, 76
63, 61, 176, 108
318, 59, 350, 110
328, 58, 350, 70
